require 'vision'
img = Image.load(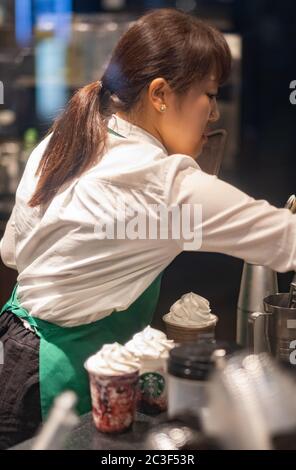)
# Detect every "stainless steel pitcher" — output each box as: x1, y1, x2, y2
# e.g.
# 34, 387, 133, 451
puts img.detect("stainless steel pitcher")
236, 263, 278, 347
237, 194, 296, 348
249, 293, 296, 363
